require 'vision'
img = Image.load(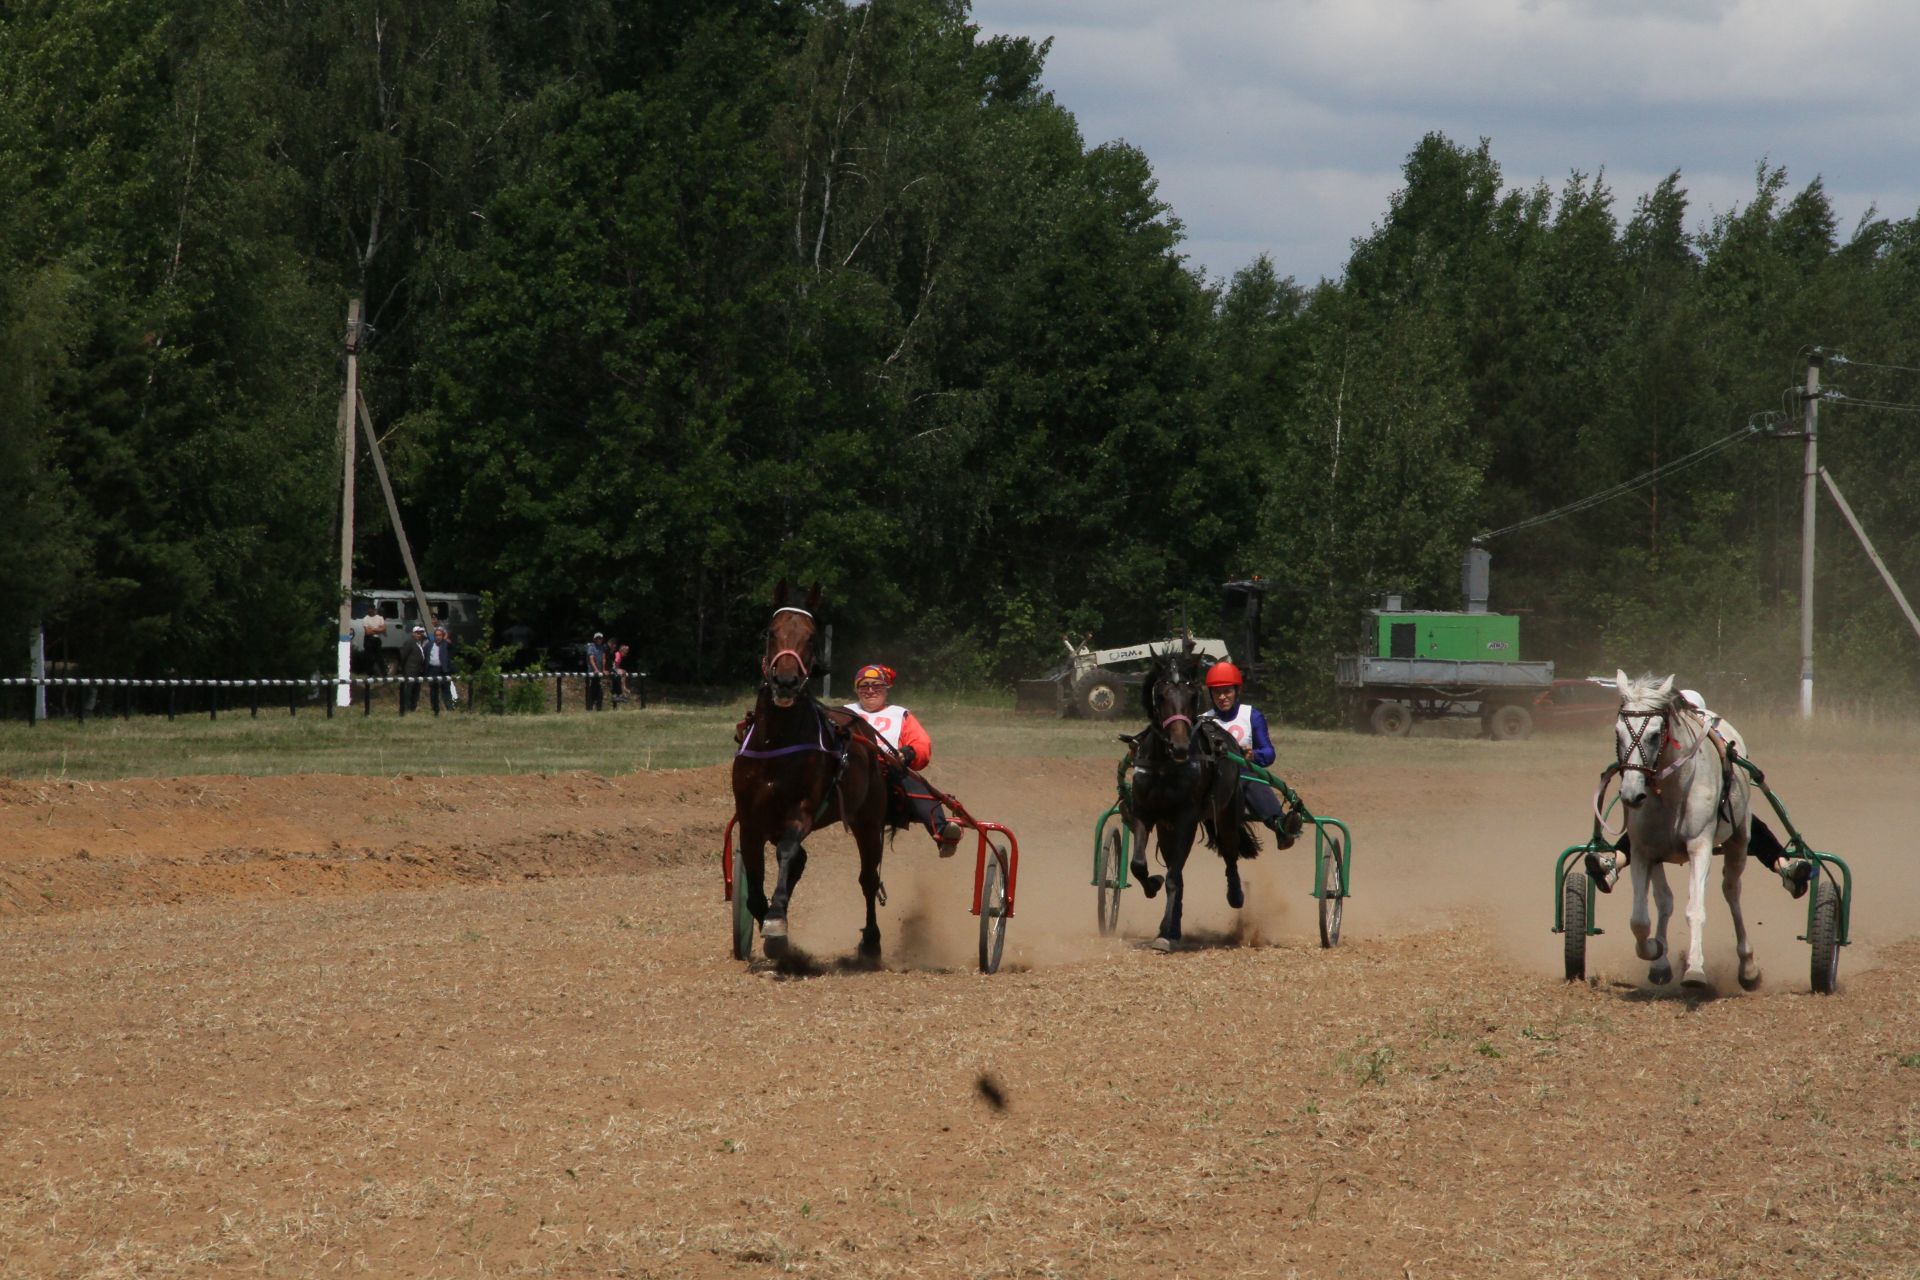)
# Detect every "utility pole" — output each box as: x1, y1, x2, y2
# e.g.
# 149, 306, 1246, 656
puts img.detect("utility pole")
335, 300, 362, 707
1798, 352, 1821, 719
